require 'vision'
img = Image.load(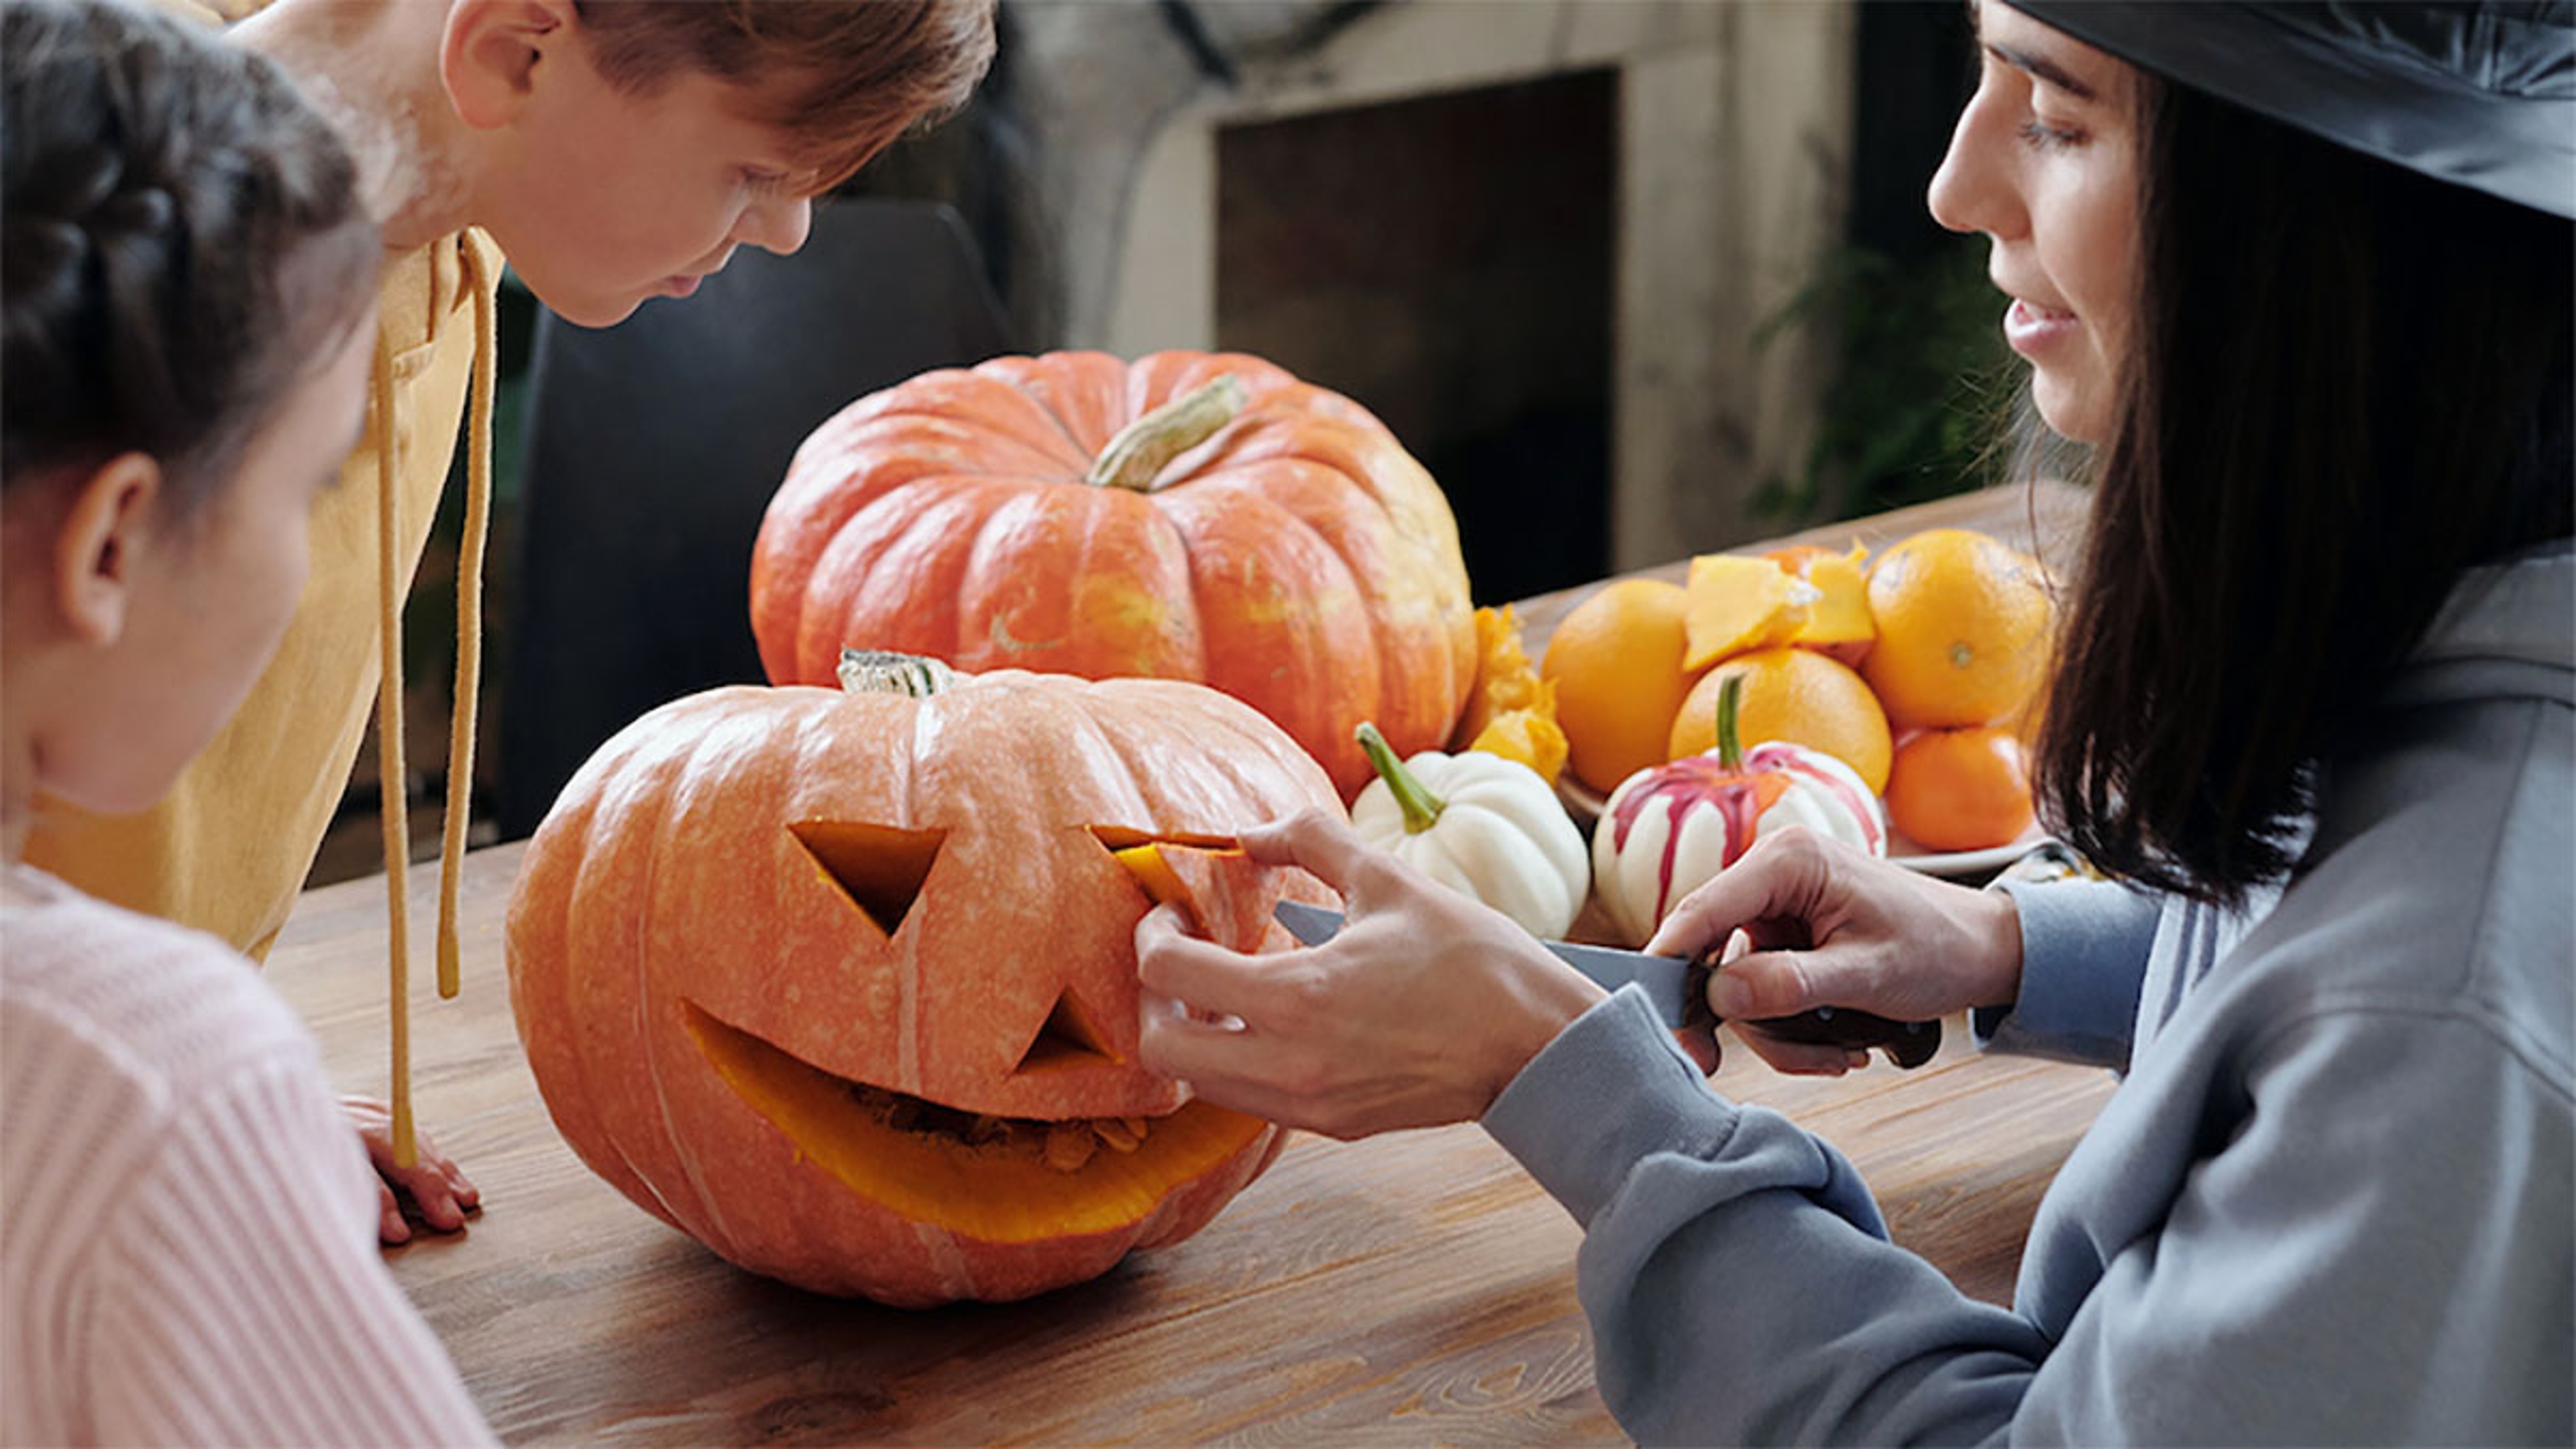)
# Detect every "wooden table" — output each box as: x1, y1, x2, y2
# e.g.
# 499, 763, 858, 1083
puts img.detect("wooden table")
269, 481, 2110, 1445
